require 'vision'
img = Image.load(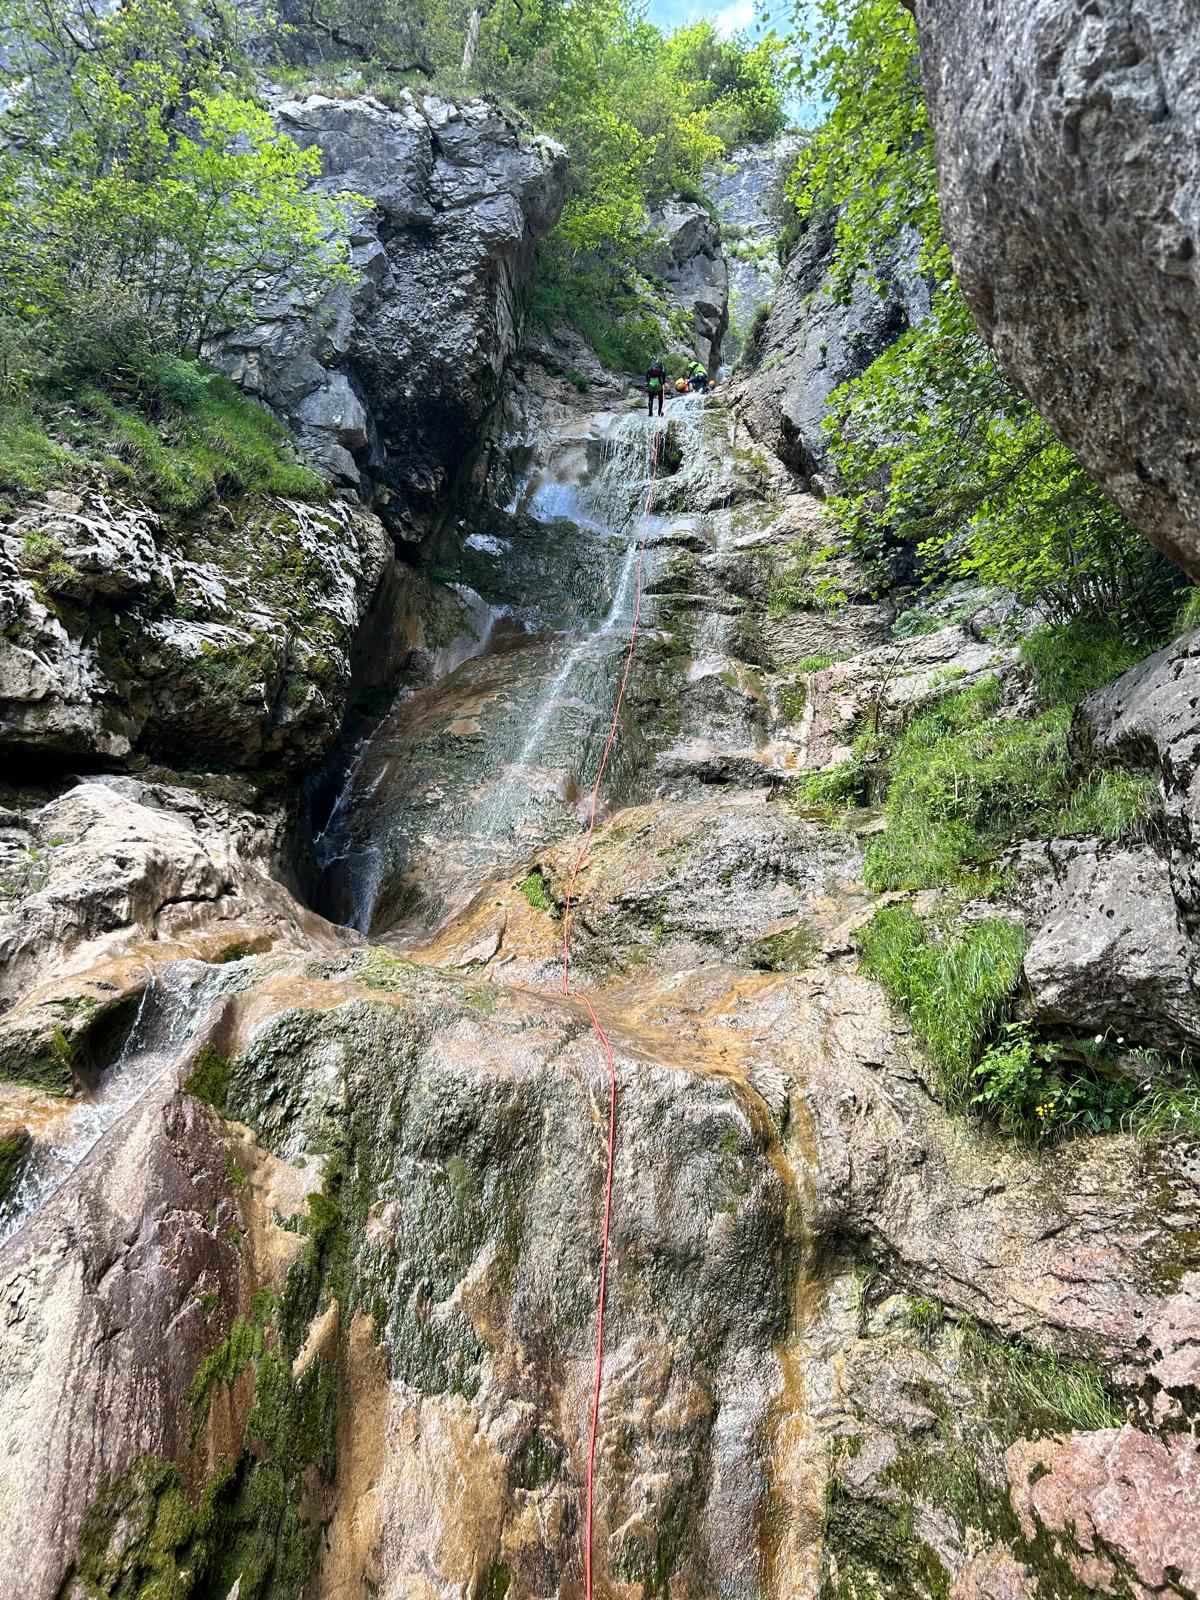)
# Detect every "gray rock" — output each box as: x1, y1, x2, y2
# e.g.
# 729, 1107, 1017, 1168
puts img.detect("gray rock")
911, 0, 1200, 579
705, 137, 804, 359
1023, 839, 1200, 1052
3, 489, 172, 602
0, 777, 340, 1008
1081, 629, 1200, 934
0, 491, 391, 766
648, 200, 729, 369
734, 212, 930, 484
209, 91, 568, 532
